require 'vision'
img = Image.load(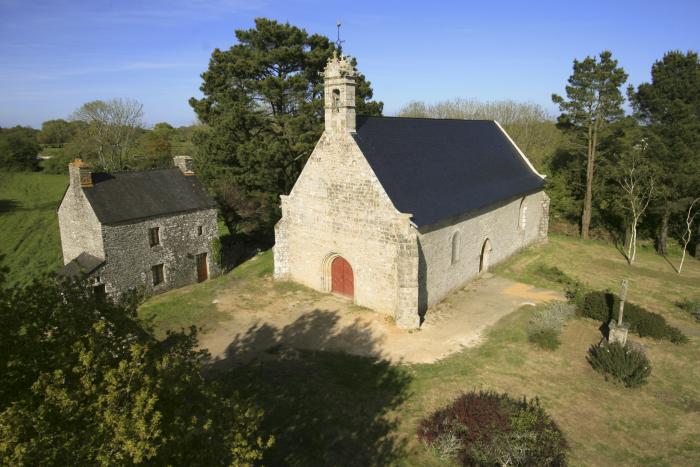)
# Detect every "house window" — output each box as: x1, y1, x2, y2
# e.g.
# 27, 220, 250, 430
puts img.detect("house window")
149, 227, 160, 246
451, 231, 461, 265
197, 225, 203, 236
518, 197, 528, 231
152, 264, 164, 286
